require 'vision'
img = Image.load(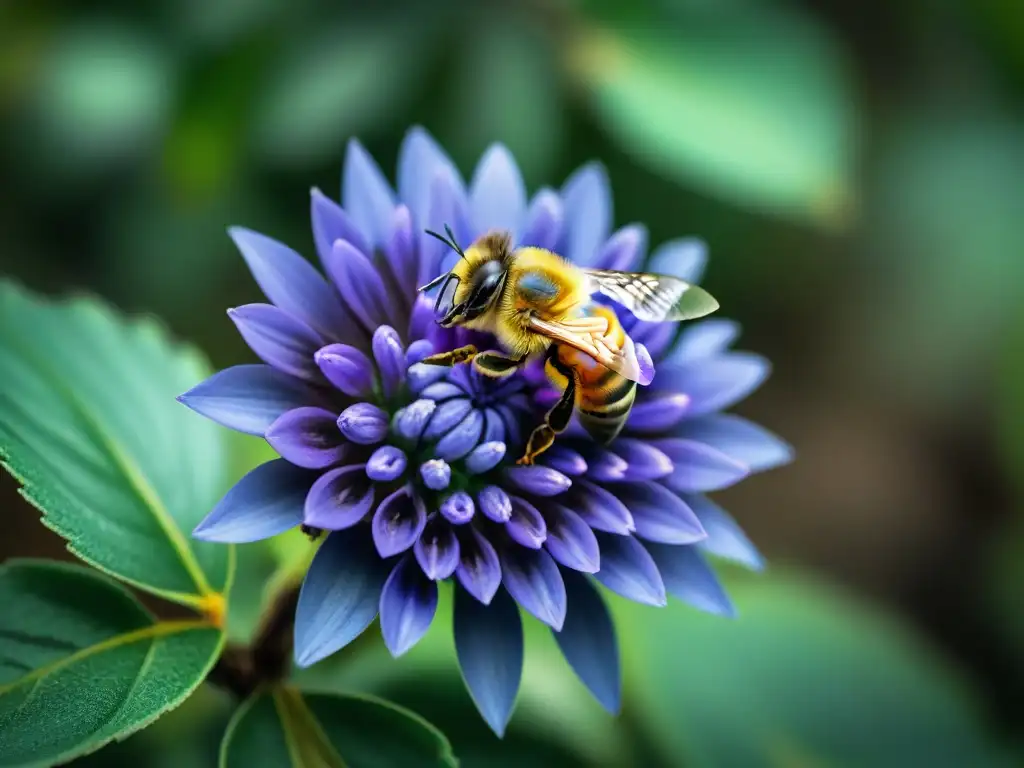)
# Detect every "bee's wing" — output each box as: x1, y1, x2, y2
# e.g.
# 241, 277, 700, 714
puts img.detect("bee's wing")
528, 316, 651, 385
583, 269, 719, 323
